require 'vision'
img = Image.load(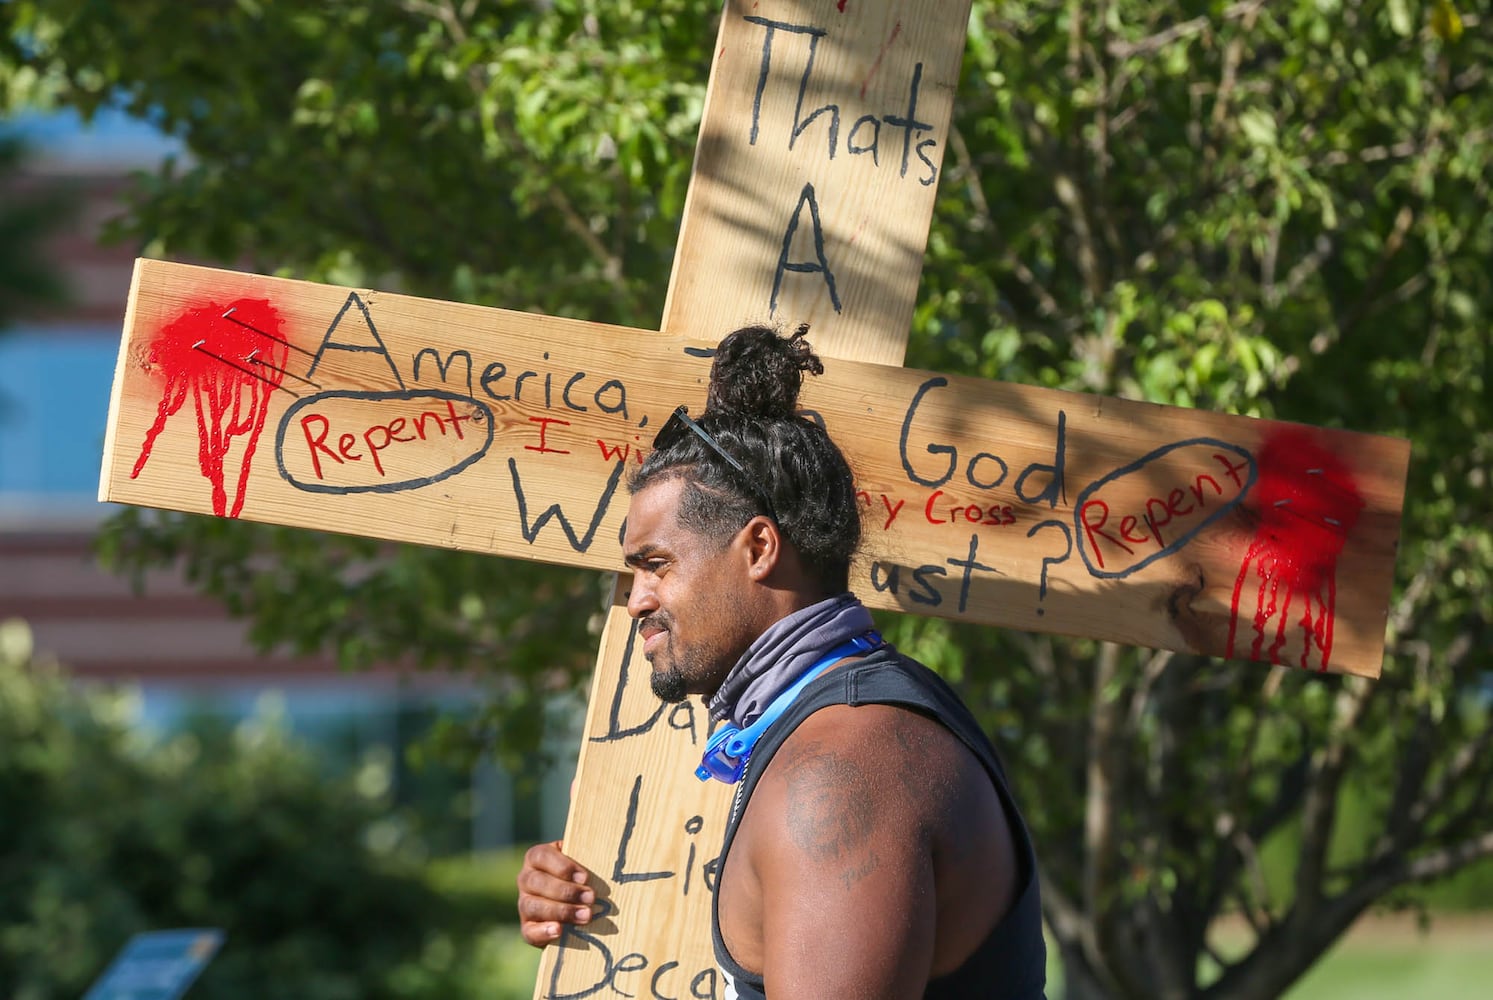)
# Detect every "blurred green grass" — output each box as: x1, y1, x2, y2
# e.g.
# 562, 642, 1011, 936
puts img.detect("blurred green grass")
1285, 916, 1493, 1000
